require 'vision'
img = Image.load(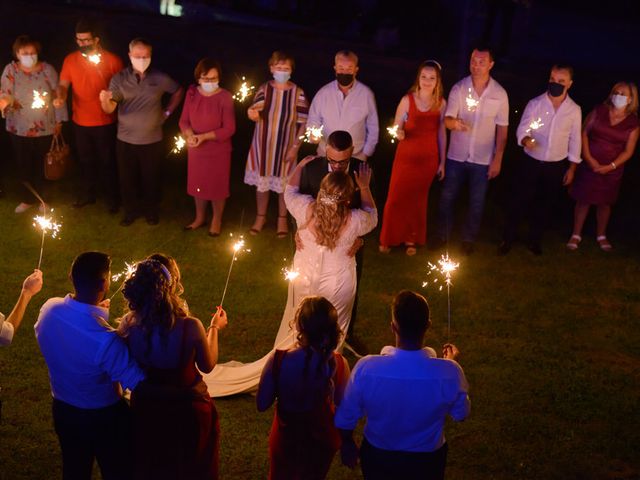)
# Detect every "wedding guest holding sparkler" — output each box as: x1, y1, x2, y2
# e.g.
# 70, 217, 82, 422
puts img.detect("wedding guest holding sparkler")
335, 290, 469, 480
432, 47, 509, 256
257, 296, 350, 480
0, 35, 68, 214
56, 19, 123, 213
307, 50, 379, 162
0, 270, 43, 346
99, 37, 184, 226
35, 251, 145, 480
378, 60, 446, 256
566, 82, 639, 251
180, 58, 235, 237
498, 64, 582, 255
117, 257, 227, 480
244, 51, 309, 237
